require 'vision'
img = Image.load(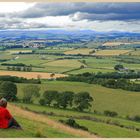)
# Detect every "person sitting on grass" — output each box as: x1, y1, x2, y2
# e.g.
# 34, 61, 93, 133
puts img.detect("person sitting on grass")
0, 98, 22, 129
